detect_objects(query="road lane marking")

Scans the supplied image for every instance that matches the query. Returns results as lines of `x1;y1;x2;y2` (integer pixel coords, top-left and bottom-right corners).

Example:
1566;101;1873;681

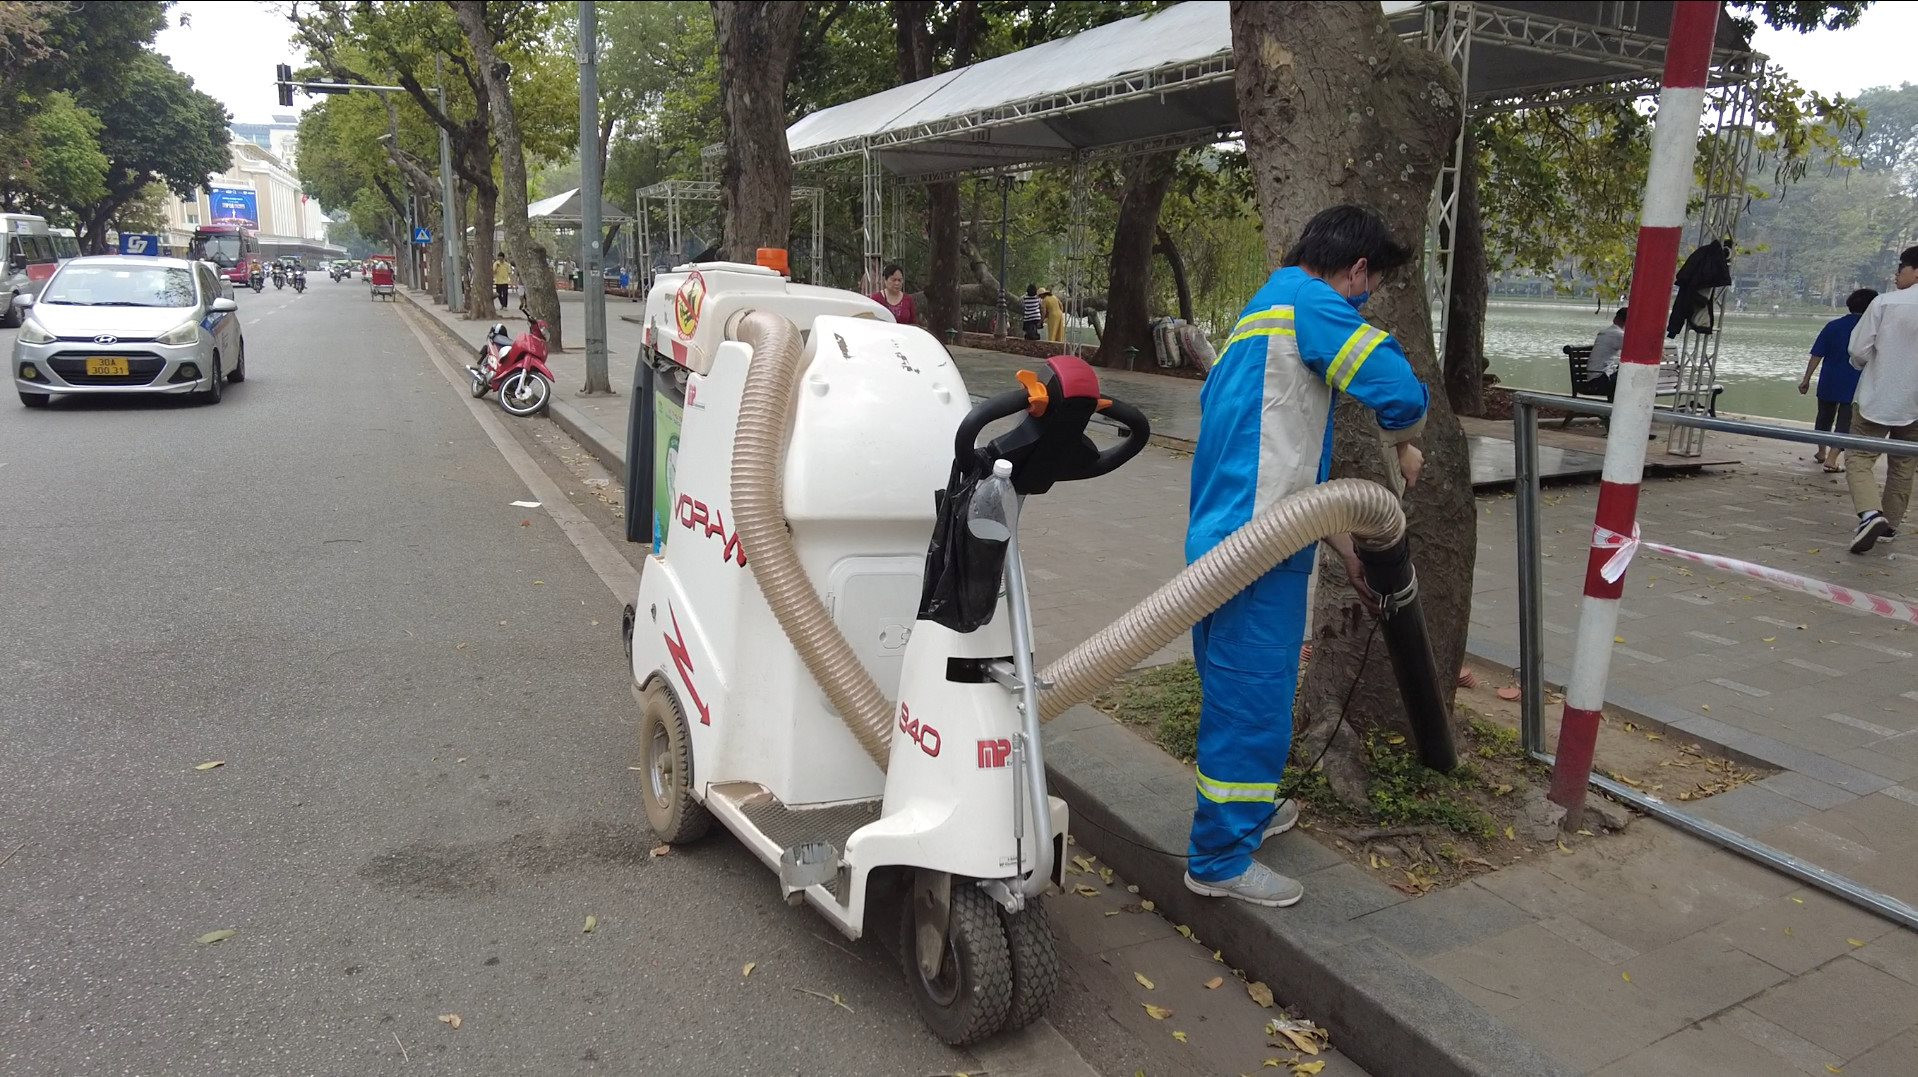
394;303;639;600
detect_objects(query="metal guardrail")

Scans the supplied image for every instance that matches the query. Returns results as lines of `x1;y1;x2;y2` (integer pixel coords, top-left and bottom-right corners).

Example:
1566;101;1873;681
1509;391;1918;931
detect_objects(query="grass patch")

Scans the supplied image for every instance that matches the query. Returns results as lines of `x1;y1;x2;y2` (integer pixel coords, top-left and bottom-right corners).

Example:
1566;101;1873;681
1092;659;1201;763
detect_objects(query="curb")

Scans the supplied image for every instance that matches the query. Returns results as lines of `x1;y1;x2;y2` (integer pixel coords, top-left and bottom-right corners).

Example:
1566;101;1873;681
1045;707;1571;1077
400;285;1567;1075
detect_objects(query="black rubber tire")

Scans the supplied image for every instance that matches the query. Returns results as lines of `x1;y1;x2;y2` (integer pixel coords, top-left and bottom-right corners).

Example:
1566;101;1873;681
227;340;246;383
637;682;712;845
900;883;1013;1046
499;371;550;416
999;897;1061;1032
197;354;223;405
19;391;49;408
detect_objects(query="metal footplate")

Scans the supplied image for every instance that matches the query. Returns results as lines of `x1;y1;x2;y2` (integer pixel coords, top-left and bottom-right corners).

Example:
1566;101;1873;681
733;789;881;901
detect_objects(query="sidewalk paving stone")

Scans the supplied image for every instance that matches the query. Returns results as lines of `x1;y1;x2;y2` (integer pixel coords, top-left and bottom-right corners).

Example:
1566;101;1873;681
399;287;1918;1073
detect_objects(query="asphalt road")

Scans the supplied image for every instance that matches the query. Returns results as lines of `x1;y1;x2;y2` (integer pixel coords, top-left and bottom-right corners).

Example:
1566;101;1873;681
0;278;1337;1077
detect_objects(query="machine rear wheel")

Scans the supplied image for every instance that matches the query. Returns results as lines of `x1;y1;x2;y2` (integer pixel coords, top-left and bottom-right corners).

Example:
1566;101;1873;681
637;682;712;844
900;883;1013;1046
999;897;1061;1031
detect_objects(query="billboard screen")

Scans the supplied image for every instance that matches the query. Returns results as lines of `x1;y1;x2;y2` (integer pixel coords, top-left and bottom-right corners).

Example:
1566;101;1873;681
208;184;258;227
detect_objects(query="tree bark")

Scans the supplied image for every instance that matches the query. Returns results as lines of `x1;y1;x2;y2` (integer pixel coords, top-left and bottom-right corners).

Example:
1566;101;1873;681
890;1;973;339
1442;130;1488;417
455;1;565;351
712;2;806;262
1099;150;1179;370
466;169;498;321
1157;226;1195;324
1229;1;1471;801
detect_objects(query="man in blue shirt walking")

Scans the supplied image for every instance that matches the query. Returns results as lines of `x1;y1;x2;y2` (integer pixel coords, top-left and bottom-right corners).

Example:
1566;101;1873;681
1800;288;1876;472
1184;205;1429;907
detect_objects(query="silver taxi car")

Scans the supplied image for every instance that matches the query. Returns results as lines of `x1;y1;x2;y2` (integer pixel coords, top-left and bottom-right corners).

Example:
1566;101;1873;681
12;255;245;408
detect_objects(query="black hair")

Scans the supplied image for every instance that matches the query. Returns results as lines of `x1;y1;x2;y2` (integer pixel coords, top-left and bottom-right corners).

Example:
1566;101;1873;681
1281;205;1412;277
1901;246;1918;271
1026;283;1038;296
1612;306;1629;326
881;263;903;280
1847;288;1878;314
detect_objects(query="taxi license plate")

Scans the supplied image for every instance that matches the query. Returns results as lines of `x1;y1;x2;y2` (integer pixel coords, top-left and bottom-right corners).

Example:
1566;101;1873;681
85;357;130;376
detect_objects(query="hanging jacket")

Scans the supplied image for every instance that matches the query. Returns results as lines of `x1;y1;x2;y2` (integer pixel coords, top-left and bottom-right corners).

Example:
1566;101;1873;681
1667;239;1732;338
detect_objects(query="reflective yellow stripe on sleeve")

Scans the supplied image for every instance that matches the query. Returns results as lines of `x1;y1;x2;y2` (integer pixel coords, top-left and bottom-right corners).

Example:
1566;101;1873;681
1326;325;1388;391
1224;307;1296;350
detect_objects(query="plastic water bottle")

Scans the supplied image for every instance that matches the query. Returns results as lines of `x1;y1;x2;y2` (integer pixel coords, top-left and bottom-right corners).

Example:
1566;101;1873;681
966;459;1016;542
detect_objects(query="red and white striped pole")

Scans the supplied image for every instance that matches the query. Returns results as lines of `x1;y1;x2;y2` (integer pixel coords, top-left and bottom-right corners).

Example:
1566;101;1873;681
1547;0;1722;819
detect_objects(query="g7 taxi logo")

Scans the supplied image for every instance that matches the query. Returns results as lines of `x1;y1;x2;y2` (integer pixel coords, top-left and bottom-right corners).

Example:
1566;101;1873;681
674;270;707;337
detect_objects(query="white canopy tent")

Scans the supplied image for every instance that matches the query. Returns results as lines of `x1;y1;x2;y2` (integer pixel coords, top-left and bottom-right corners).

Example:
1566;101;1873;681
784;0;1762;450
528;187;636;225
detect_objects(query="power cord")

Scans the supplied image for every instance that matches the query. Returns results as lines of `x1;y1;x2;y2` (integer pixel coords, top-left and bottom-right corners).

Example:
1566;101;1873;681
1067;619;1383;861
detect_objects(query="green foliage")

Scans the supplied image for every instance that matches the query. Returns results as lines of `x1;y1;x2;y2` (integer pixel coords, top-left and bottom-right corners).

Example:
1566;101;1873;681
1092;659;1202;762
1726;0;1872;33
11;91;107;219
1362;734;1496;838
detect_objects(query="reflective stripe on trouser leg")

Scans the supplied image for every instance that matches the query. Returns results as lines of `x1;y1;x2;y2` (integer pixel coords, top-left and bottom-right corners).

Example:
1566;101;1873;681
1187;563;1311;883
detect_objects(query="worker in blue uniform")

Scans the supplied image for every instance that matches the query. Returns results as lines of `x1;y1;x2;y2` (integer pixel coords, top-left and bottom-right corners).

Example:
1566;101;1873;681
1184;205;1430;907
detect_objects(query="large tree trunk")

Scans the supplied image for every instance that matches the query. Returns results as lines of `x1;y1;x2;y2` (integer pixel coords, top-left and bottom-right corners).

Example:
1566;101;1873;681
456;1;565;352
1157;226;1195;324
891;2;975;339
1230;1;1471;801
1443;130;1488;417
1099;150;1179;370
713;2;806;262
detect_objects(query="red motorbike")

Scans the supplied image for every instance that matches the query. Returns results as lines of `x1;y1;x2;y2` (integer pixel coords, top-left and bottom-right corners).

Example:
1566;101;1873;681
469;314;554;416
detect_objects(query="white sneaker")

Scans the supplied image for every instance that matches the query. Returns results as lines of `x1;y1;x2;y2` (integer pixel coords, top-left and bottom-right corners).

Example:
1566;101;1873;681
1262;799;1300;842
1184;862;1304;907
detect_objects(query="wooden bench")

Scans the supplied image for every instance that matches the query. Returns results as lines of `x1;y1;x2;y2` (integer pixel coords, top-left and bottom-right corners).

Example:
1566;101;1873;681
1564;344;1722;423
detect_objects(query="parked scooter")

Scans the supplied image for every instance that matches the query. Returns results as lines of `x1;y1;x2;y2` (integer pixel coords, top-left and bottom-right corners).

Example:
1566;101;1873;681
467;310;553;416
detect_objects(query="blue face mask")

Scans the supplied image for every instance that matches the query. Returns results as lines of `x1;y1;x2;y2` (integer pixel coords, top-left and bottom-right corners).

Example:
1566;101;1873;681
1347;290;1370;310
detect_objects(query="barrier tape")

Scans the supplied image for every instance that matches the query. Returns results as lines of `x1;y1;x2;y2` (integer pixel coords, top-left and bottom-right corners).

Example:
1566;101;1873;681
1638;539;1918;627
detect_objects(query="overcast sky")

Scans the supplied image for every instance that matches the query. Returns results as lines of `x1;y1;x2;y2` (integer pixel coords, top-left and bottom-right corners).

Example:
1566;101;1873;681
153;1;1915;131
156;2;310;128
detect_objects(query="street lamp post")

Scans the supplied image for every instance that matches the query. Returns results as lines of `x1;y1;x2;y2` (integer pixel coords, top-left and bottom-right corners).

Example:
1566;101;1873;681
578;0;609;393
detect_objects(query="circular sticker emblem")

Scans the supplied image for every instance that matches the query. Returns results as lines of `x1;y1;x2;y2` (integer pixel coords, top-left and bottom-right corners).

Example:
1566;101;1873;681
673;270;707;337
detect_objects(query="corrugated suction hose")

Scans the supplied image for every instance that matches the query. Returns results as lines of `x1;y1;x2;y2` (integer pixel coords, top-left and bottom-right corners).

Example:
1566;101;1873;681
727;309;1407;768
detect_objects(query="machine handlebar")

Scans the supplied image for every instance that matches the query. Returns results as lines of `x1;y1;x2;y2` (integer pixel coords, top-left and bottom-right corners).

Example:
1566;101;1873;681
951;377;1152;492
1084;398;1151;479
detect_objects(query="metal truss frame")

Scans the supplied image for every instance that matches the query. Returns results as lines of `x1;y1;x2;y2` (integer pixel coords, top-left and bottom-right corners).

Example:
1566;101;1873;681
636;179;825;289
1424;2;1476;363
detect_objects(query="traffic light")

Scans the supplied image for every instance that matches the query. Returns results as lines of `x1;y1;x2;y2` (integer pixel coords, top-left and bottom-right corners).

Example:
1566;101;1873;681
276;64;293;108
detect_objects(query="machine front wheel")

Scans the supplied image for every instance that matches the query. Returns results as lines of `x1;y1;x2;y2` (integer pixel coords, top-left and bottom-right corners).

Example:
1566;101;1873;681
637;682;712;844
900;883;1013;1046
1000;897;1061;1031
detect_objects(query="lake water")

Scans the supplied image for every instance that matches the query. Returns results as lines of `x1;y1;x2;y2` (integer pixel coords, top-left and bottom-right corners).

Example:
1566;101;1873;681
1483;300;1840;424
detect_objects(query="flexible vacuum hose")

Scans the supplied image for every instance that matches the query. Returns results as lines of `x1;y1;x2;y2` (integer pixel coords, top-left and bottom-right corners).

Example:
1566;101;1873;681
726;311;1409;767
729;311;898;769
1036;480;1405;720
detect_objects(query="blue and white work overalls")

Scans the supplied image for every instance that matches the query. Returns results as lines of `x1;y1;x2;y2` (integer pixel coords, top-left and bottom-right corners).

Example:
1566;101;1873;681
1185;266;1428;882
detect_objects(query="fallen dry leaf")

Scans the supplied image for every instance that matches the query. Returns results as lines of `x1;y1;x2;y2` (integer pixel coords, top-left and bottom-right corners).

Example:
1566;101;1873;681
1848;938;1866;948
1104;910;1121;917
1247;981;1275;1008
1622;971;1631;982
1175;924;1194;940
650;845;671;858
742;962;756;978
582;915;598;934
1205;976;1224;990
1140;899;1155;912
437;1014;462;1029
1171;1031;1188;1044
1071;855;1095;873
1503;825;1516;840
1293;1062;1326;1076
1134;972;1155;990
1144;1003;1172;1020
1385;733;1406;745
196;929;236;945
1074;884;1100;897
195;760;225;771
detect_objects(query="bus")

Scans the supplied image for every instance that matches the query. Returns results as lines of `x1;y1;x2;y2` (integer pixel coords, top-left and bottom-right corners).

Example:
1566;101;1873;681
2;213;59;327
190;221;262;285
